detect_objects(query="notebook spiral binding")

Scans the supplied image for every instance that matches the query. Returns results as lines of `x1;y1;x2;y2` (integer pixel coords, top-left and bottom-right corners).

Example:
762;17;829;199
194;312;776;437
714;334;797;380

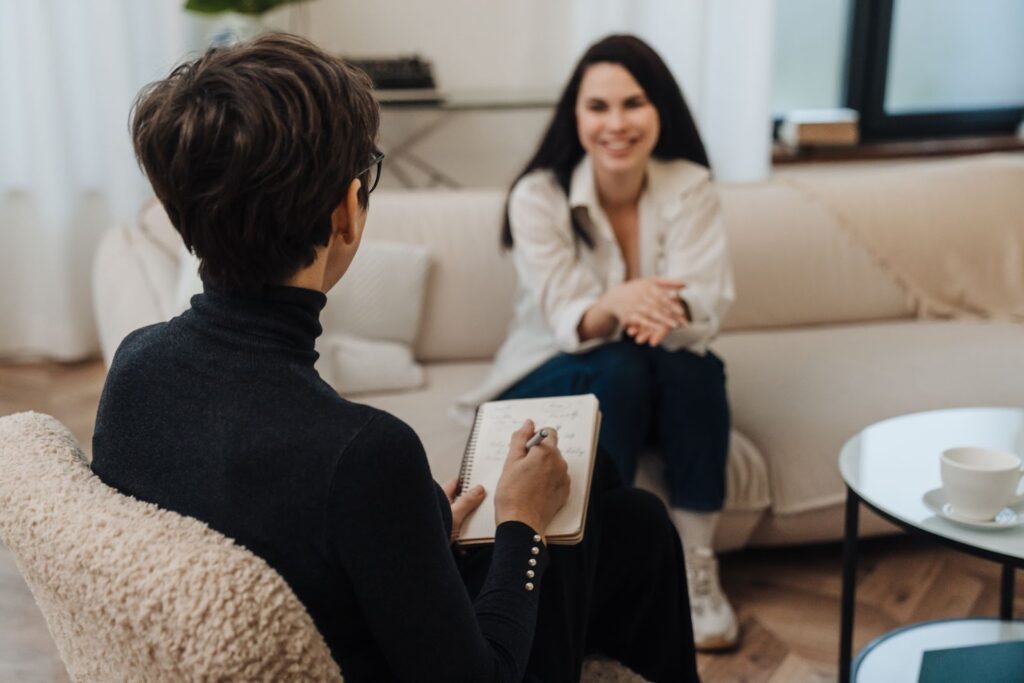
457;409;483;495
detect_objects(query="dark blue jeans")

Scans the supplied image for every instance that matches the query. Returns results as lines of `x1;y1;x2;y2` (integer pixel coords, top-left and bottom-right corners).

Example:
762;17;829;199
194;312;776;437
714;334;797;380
498;341;730;511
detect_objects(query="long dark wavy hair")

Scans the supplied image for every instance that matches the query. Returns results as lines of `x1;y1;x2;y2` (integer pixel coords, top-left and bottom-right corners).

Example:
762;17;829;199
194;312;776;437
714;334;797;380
501;34;709;249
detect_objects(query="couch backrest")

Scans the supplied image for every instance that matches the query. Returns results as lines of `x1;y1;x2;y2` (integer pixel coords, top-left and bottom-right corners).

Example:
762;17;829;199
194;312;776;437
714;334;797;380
360;173;919;361
137;154;1023;361
718;175;913;331
0;412;342;683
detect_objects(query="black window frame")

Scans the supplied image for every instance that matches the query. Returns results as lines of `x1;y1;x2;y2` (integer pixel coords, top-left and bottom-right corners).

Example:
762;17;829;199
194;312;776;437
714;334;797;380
777;0;1024;142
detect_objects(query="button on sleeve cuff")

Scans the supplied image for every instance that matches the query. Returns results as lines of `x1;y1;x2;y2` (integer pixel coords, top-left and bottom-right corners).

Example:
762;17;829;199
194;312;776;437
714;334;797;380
493;521;551;590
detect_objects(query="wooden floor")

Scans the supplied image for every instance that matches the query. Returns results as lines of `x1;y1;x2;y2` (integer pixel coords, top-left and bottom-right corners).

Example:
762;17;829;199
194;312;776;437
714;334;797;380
2;360;1021;683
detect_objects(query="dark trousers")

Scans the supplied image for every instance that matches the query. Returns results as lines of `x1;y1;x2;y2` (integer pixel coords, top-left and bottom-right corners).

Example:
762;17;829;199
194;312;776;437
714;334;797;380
457;455;701;683
499;341;730;511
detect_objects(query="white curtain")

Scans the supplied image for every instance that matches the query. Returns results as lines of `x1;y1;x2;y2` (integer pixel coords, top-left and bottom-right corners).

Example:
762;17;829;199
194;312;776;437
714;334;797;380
0;0;185;360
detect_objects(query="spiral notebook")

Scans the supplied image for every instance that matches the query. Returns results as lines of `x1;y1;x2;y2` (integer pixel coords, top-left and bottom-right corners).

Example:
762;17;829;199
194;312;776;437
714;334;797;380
456;394;601;546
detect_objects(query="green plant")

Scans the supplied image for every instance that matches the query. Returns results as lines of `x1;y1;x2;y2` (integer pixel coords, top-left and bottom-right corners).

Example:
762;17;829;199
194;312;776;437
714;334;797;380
184;0;307;15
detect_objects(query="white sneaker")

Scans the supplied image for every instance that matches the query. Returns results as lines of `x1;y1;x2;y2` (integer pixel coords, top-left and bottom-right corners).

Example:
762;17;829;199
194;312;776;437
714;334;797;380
685;546;739;651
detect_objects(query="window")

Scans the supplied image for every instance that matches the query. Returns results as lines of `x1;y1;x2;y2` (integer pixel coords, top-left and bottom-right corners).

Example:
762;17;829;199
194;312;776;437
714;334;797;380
885;0;1024;114
772;0;850;116
774;0;1024;141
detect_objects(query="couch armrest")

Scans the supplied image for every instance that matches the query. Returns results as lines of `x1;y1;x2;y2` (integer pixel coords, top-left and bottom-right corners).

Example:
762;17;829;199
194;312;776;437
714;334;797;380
92;223;181;366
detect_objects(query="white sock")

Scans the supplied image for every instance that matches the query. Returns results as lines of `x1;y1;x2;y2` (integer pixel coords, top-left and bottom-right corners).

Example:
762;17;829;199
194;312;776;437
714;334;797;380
670;509;720;552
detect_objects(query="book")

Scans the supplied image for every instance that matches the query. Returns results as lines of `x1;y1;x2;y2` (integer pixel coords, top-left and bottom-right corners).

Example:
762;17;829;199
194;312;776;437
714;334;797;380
778;108;860;147
456;394;602;546
918;639;1024;682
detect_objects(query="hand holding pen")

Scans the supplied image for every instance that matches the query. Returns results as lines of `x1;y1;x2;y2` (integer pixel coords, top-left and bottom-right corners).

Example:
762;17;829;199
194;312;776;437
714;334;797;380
525;428;549;450
493;420;570;536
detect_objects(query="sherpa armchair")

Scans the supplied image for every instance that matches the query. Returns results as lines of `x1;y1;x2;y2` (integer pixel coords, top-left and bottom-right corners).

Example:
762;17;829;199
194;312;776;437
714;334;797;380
0;412;647;682
0;412;342;682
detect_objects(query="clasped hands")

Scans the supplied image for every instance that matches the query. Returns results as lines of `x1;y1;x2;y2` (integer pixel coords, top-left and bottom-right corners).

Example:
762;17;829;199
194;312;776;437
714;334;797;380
601;277;689;347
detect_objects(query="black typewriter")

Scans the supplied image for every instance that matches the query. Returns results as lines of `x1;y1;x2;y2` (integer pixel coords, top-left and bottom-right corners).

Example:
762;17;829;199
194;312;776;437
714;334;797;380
347;56;443;104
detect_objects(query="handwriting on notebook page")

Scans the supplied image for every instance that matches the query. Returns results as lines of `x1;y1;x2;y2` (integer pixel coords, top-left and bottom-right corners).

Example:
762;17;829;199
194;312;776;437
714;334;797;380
457;394;598;544
476;398;593;464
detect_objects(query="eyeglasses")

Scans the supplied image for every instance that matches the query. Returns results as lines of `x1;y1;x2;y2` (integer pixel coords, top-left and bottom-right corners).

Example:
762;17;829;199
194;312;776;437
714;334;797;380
358;148;386;195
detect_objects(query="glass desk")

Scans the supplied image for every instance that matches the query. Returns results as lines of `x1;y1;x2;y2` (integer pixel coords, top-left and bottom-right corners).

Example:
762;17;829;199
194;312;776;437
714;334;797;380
837;407;1024;683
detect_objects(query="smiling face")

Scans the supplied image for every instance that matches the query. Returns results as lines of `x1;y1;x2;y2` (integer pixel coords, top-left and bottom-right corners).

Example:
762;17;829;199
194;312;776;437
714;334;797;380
575;62;660;177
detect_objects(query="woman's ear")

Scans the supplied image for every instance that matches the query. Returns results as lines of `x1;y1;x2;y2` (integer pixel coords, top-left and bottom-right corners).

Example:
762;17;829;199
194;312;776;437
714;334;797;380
331;177;363;245
322;177;366;292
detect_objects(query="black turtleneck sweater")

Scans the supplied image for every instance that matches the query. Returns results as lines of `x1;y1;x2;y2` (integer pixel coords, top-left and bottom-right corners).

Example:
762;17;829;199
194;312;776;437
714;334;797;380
91;285;549;682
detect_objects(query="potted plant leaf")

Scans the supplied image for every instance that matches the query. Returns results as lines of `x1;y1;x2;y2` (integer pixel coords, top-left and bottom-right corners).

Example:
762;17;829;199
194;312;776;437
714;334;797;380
184;0;309;46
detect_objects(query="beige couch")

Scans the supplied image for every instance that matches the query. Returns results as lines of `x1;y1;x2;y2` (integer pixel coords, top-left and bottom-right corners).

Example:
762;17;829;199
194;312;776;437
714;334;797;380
93;153;1024;552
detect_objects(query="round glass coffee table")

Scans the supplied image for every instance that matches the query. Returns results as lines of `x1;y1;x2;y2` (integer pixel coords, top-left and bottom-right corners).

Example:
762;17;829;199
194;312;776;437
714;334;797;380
838;407;1024;683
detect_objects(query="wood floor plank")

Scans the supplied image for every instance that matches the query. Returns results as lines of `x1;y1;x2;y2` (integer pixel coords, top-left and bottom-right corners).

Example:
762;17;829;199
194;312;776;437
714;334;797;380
764;654;834;683
855;536;945;623
908;562;985;622
698;614;789;683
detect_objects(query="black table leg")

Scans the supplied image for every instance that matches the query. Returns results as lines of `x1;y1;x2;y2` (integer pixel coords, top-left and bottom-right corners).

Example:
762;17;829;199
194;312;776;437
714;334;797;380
839;488;860;683
1001;564;1015;620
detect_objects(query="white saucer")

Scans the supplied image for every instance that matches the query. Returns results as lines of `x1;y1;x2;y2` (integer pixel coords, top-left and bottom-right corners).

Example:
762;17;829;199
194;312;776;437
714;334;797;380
922;488;1024;530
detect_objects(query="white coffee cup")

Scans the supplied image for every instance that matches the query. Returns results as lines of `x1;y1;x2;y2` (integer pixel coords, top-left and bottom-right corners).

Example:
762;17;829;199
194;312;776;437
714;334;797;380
940;447;1024;521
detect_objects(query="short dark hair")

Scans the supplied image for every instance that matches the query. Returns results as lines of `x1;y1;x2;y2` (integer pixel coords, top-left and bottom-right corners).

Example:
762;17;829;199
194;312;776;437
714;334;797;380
501;34;709;248
131;33;380;290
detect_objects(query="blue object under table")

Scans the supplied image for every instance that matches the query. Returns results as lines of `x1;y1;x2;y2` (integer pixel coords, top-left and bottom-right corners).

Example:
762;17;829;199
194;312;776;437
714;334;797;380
918;638;1024;683
852;618;1024;682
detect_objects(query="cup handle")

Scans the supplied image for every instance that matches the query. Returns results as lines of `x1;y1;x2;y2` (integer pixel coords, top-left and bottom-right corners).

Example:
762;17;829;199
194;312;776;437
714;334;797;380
1012;466;1024;505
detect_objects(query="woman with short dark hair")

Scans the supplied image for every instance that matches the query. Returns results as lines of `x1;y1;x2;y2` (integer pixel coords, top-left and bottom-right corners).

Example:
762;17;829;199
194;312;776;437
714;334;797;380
460;34;738;651
92;33;700;682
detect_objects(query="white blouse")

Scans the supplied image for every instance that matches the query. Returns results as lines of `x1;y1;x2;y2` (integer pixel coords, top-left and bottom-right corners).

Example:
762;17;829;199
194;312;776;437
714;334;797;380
455;155;734;417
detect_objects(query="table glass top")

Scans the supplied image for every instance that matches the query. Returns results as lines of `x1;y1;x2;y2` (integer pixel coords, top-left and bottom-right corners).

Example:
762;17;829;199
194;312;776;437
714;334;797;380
855;618;1024;682
839;407;1024;561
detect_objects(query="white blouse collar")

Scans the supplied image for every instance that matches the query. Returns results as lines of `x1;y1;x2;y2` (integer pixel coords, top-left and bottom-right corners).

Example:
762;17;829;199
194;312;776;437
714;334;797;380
568;154;707;221
568;155;598;210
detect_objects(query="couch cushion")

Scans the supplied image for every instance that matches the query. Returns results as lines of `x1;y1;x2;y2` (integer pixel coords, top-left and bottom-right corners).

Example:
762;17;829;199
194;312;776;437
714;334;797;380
315;333;425;396
321;240;432;346
718;179;913;331
715;320;1024;515
357;362;771;514
775;154;1024;321
361;190;515;361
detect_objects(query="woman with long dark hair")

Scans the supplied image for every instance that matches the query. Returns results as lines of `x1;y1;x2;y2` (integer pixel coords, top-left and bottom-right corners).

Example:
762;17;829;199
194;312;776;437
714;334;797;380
460;34;737;651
